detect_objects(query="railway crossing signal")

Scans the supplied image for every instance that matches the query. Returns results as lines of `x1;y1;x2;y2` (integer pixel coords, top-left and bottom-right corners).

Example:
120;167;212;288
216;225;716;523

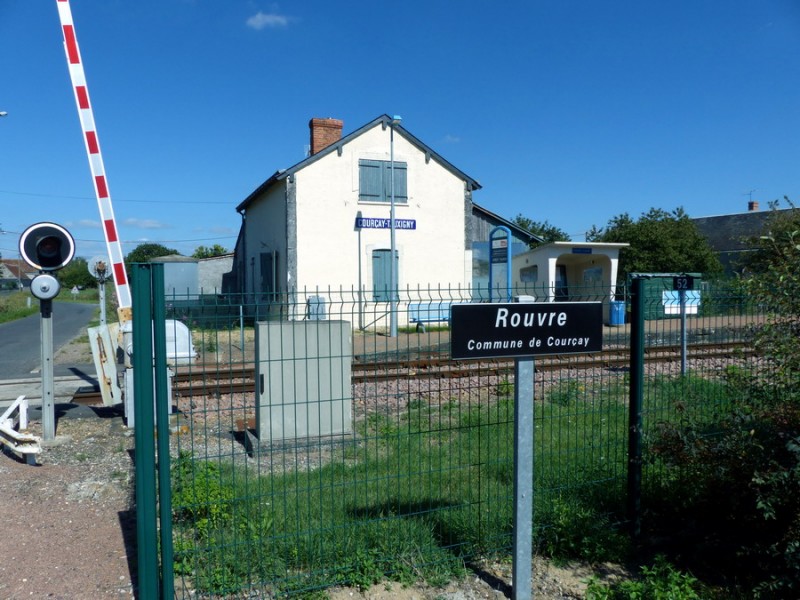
19;222;75;273
18;222;76;441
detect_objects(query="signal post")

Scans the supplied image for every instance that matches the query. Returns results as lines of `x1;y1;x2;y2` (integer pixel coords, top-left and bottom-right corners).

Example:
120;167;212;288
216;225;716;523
19;222;75;441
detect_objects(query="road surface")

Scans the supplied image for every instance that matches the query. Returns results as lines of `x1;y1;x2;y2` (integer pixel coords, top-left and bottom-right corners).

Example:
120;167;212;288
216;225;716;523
0;301;95;380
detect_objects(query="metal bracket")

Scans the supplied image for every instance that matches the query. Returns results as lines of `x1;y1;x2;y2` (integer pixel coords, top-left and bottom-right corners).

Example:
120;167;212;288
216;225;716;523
0;395;41;465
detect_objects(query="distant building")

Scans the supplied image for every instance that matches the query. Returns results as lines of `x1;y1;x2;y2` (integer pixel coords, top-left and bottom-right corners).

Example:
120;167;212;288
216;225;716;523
692;201;799;275
0;259;34;289
225;114;541;323
198;254;233;293
149;255;199;299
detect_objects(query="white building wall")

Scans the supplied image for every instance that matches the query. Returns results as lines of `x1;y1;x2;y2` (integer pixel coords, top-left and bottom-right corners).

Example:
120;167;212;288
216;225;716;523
294;123;470;294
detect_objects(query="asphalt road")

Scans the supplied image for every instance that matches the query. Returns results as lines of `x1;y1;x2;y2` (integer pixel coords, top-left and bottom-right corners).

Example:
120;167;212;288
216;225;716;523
0;301;96;380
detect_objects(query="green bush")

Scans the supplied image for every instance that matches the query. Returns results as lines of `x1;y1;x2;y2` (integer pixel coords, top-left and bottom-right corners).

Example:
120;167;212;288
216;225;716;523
646;391;800;593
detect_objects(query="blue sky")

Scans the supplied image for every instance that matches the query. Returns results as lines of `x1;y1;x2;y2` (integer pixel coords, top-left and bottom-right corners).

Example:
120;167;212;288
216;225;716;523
1;0;799;262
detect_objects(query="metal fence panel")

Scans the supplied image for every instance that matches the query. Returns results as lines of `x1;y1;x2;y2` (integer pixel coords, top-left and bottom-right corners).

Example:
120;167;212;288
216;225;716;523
136;281;764;597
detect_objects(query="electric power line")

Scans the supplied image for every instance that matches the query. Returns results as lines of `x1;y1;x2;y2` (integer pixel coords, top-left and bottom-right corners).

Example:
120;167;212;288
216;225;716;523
0;188;230;205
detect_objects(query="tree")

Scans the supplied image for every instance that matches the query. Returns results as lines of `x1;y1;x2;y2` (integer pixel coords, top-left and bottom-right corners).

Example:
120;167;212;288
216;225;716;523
512;214;570;245
589;207;722;281
125;243;179;281
125;243;179;265
192;244;229;259
58;257;97;289
741;197;800;392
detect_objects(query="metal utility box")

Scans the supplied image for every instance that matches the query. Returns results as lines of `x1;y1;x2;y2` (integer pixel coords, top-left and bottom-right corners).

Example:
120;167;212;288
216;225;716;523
631;273;703;320
255;320;352;441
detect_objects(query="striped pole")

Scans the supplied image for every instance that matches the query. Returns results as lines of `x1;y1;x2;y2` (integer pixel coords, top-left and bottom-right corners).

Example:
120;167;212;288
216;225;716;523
55;0;132;323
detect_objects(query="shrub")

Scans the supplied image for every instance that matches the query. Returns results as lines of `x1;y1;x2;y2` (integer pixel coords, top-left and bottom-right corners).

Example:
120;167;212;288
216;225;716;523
646;392;800;593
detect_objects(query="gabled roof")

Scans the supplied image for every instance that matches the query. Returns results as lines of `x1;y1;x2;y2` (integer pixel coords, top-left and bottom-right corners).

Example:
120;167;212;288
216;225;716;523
237;114;482;213
692;209;789;252
0;259;34;280
472;203;544;245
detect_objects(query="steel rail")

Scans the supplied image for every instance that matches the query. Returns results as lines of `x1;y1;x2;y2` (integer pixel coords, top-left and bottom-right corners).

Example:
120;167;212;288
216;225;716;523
61;341;752;405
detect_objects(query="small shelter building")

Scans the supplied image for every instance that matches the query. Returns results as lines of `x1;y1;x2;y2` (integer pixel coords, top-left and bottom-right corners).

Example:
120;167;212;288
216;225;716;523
511;241;628;323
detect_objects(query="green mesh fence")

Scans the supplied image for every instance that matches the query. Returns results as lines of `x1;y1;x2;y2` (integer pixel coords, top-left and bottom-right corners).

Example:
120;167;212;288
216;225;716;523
144;281;763;597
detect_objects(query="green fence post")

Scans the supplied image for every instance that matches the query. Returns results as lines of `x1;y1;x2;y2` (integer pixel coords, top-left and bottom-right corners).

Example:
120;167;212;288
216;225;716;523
627;275;644;538
151;263;175;598
132;263;159;598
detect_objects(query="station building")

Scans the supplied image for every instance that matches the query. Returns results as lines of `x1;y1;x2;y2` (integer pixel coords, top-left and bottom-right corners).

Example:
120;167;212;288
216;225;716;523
225;115;540;325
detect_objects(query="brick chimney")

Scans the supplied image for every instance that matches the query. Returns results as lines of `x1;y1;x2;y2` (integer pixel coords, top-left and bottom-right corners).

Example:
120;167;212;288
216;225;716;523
748;201;759;211
309;118;343;155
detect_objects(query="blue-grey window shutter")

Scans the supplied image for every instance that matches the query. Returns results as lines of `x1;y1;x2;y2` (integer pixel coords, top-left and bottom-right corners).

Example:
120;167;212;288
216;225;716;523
359;159;407;202
359;159;382;201
372;249;398;301
384;161;407;202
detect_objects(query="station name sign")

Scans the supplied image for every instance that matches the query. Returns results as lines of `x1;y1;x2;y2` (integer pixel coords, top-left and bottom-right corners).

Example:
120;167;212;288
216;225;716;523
355;217;416;230
450;302;603;360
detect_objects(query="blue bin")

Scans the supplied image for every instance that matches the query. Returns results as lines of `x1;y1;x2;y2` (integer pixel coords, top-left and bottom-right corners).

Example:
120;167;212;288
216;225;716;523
609;301;625;326
307;296;327;320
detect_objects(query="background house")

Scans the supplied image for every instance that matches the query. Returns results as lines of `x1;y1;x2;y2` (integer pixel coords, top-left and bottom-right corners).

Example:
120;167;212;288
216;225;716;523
0;258;34;289
692;201;799;275
226;115;540;326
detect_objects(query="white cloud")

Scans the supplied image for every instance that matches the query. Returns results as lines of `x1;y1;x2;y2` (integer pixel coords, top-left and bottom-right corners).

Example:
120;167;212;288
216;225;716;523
246;11;289;30
123;218;170;230
443;134;461;144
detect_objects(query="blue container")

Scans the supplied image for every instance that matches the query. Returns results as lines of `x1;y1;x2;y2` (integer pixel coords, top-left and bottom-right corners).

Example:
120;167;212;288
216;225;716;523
307;296;327;320
609;300;625;326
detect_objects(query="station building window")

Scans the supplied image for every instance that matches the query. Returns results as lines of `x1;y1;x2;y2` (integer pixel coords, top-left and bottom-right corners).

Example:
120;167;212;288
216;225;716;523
371;248;398;301
520;265;538;283
359;159;407;203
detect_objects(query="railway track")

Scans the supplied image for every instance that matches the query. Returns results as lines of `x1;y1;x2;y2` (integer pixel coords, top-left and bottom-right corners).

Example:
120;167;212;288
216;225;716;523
60;341;751;405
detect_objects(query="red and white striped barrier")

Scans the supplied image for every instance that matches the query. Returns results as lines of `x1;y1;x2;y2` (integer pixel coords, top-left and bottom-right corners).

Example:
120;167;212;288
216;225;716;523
55;0;132;323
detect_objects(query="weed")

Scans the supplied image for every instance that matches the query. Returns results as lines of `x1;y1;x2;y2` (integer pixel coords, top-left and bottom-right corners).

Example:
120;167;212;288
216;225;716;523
494;378;513;397
171;452;234;537
585;555;703;599
546;380;585;407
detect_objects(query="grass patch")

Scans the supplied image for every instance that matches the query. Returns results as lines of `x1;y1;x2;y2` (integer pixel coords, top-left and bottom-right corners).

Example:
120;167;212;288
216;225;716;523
0;290;37;324
170;370;744;596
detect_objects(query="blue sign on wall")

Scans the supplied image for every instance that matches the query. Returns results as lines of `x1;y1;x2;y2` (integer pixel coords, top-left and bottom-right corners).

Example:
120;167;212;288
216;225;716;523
355;217;416;230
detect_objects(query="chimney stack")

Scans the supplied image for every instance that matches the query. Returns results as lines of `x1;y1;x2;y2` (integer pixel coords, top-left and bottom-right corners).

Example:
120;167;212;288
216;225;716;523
309;118;343;155
748;200;759;212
